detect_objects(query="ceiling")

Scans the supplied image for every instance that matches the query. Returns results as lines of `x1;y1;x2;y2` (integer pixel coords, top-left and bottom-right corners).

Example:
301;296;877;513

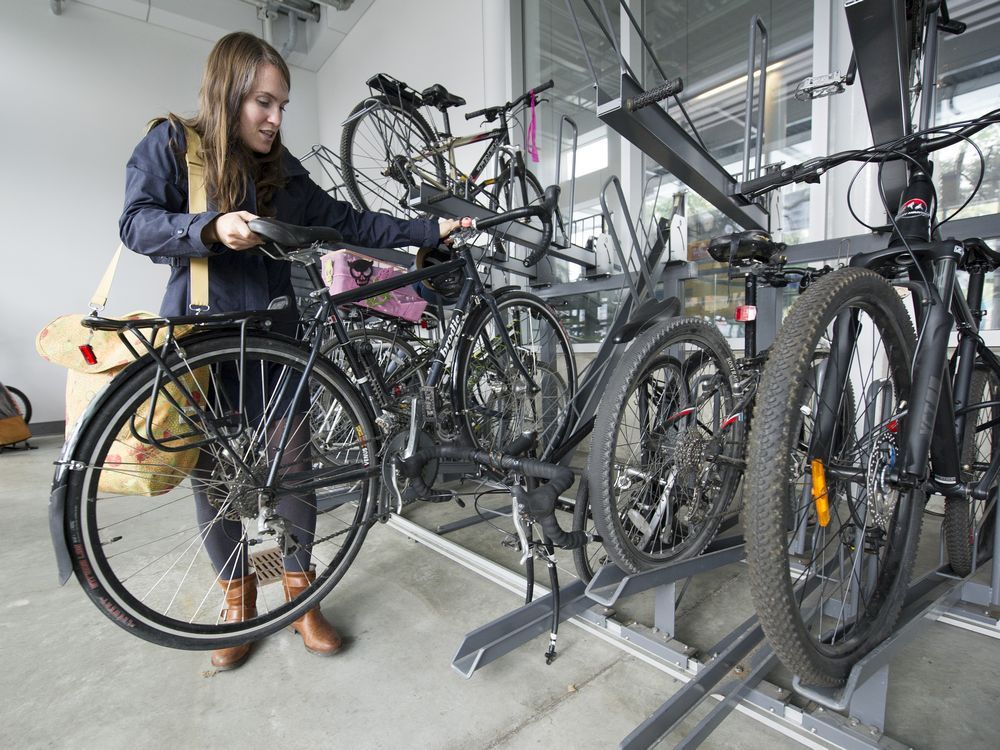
56;0;376;72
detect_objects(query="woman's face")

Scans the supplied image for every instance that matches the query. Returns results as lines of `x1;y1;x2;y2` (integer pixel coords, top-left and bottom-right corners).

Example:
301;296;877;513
239;63;289;154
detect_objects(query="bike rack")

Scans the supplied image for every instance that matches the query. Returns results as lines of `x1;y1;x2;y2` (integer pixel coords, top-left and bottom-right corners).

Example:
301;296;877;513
451;520;999;750
564;0;768;231
448;5;1000;747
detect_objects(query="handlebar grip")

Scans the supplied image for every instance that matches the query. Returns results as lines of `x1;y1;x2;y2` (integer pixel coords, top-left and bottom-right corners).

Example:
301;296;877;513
738;167;795;197
532;79;555;95
464;107;488;121
522;185;560;267
627;77;684;112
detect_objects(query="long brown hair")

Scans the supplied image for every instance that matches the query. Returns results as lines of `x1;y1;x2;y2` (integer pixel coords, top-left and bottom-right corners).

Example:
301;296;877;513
156;32;290;215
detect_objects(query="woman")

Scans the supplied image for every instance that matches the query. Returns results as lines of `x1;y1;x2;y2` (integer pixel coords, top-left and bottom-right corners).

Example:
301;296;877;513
120;31;457;670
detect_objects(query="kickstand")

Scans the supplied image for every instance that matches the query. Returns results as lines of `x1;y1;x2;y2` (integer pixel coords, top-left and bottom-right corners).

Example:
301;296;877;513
543;538;560;665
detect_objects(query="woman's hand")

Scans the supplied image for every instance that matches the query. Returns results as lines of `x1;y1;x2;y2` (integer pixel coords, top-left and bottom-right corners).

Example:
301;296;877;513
202;211;262;250
438;217;462;238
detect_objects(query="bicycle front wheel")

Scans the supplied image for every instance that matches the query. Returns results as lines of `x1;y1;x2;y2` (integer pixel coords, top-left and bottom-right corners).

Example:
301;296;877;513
454;291;576;460
745;267;920;686
340;95;446;215
588;318;744;572
64;333;379;649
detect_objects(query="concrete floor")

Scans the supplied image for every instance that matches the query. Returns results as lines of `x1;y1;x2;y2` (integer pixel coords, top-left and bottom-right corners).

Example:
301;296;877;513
2;435;1000;749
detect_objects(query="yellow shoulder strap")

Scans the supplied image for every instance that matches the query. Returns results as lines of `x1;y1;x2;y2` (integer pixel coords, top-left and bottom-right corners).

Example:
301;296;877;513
183;125;210;311
88;243;126;312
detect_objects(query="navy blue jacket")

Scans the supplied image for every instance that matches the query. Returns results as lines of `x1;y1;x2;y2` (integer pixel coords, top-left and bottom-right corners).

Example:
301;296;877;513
120;121;438;316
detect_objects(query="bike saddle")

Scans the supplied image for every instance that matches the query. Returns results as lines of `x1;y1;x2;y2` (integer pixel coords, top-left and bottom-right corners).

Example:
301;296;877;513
707;230;785;265
959;237;1000;272
421;83;466;111
248;218;343;250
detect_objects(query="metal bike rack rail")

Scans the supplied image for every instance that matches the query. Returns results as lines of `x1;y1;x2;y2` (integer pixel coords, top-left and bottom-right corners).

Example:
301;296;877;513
565;0;769;232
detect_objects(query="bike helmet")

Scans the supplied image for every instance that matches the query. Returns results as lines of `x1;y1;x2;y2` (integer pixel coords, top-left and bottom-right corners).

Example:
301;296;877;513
415;245;464;302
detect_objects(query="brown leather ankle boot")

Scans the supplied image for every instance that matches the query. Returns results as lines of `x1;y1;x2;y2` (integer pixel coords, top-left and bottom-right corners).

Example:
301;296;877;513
282;569;342;656
210;574;258;670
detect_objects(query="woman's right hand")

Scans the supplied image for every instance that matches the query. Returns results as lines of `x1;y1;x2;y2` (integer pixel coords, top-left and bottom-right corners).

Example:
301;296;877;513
202;211;262;250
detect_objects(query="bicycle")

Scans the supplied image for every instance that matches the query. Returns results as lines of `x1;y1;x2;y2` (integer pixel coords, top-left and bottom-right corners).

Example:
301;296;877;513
737;107;1000;686
581;231;833;575
340;74;558;234
48;194;578;649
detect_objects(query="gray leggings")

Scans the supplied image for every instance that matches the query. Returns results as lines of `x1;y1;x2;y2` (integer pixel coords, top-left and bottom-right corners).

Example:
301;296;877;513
193;416;316;579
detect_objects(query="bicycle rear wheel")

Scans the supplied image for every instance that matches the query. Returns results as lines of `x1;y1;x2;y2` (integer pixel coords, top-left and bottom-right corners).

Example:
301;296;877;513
588;318;744;572
64;333;378;649
454;291;576;461
745;268;920;686
340;96;446;215
945;365;1000;576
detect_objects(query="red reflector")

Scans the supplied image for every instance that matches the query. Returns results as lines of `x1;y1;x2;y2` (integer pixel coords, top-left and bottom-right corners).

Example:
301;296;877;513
79;344;98;365
735;305;757;322
887;419;899;433
421;319;428;329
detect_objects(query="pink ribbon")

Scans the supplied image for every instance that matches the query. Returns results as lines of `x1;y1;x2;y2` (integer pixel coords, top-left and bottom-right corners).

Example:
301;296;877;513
527;89;539;163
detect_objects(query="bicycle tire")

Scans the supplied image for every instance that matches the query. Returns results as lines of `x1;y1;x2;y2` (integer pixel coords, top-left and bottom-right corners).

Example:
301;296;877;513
490;165;544;212
340;95;446;215
6;386;31;424
453;291;576;461
945;365;1000;576
571;479;610;583
745;267;920;686
588;317;744;573
64;332;378;649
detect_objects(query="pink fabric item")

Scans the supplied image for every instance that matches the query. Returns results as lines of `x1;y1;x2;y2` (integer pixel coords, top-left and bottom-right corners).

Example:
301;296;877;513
527;89;539;163
321;249;428;322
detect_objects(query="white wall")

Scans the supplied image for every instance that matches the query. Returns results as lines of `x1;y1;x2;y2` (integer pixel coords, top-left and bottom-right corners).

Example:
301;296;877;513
0;0;320;424
316;0;512;169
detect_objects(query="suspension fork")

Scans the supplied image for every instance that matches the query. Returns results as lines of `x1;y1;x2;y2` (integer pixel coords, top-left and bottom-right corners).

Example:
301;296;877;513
901;257;960;482
951;267;986;457
810;308;859;463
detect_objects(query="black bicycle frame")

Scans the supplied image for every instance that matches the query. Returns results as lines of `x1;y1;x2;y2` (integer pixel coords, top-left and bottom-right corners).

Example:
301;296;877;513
810;173;999;502
320;245;539;414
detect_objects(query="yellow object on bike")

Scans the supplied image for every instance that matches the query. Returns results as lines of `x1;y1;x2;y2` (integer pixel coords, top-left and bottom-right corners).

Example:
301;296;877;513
810;459;831;527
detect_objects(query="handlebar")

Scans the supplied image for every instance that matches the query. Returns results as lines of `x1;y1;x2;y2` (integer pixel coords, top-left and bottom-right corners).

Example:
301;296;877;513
737;108;1000;198
464;80;555;121
464;185;560;267
396;444;588;550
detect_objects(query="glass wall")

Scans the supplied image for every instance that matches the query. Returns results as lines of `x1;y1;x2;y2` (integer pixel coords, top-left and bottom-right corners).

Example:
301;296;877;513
519;0;1000;342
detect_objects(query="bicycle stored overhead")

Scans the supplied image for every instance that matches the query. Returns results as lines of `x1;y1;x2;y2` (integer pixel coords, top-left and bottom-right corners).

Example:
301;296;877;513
340;73;558;231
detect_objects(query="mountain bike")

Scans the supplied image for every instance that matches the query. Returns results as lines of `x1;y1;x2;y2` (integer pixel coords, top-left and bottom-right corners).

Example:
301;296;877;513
739;107;1000;686
340;73;558;235
48;194;577;649
582;232;832;575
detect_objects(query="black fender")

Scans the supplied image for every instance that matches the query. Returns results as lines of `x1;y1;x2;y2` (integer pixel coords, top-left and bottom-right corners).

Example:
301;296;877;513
48;326;371;586
613;296;681;344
